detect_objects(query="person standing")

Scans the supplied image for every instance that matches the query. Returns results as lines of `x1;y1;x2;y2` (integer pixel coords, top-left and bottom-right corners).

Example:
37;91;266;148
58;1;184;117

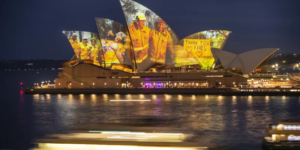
149;19;173;65
79;38;91;61
90;38;100;65
69;33;80;58
128;12;151;71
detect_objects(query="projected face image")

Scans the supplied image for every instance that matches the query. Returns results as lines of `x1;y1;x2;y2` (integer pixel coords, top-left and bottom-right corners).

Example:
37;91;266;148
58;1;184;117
95;18;134;70
120;0;179;71
63;31;101;66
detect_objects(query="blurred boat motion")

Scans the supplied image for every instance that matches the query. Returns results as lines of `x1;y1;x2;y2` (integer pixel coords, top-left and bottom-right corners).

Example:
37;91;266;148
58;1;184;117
30;116;210;150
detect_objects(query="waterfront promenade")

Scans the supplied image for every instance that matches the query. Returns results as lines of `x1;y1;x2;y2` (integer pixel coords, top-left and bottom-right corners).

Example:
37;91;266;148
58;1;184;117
25;87;300;96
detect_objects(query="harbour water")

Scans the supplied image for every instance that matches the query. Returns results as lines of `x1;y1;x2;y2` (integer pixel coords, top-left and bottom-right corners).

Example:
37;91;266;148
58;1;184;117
1;70;300;150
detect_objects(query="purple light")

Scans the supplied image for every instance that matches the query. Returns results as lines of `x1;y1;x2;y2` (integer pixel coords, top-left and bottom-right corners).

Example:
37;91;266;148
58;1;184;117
145;78;150;81
156;83;163;88
145;83;152;89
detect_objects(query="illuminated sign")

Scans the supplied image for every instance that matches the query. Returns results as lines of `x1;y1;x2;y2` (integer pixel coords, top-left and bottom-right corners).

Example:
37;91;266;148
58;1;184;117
175;39;214;70
184;39;211;53
180;30;231;49
284;125;300;130
175;30;231;69
288;135;300;141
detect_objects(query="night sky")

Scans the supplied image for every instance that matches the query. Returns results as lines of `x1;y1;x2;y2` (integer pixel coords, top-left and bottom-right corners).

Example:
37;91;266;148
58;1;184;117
1;0;299;60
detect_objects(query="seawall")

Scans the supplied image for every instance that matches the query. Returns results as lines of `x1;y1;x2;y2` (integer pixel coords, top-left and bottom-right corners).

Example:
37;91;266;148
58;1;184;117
24;88;300;96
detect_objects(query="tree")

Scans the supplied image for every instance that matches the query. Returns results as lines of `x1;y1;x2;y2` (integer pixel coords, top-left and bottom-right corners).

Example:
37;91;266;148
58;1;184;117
120;0;138;22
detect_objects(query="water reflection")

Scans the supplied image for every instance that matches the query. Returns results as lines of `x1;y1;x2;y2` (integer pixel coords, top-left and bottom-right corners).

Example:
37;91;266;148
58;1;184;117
217;95;223;106
103;94;108;101
91;94;96;103
126;94;132;100
80;94;84;101
265;96;270;103
191;95;196;101
205;95;209;100
19;90;25;124
178;95;183;101
139;94;145;99
232;96;237;105
152;94;157;100
164;94;171;101
40;95;45;101
68;94;73;101
247;95;253;106
46;94;51;100
33;94;39;101
29;94;300;149
282;95;287;104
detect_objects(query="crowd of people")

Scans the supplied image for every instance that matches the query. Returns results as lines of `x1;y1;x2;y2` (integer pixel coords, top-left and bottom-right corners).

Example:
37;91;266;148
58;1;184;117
68;33;100;65
67;12;175;71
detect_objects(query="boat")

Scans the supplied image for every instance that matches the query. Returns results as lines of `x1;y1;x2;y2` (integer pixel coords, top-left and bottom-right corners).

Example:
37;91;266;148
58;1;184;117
30;116;210;150
262;119;300;149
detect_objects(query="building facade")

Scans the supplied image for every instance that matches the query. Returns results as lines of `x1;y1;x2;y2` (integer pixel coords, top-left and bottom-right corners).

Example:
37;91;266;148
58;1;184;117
55;64;247;89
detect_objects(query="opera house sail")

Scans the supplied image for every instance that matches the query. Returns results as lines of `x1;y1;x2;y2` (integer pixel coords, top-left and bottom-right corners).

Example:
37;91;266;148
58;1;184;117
54;0;280;89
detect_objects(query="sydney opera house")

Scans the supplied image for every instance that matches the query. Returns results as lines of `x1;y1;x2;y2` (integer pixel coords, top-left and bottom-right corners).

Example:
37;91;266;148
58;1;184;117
53;0;294;89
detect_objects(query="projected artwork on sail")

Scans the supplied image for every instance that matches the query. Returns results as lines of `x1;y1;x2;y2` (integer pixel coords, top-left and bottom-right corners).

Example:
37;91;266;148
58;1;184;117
95;18;134;72
120;0;179;71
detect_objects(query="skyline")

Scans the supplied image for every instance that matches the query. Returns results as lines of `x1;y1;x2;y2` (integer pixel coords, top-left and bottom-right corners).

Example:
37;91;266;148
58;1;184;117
1;0;300;60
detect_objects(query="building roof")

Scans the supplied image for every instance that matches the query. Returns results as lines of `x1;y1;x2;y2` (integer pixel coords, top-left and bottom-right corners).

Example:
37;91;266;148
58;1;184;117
212;48;279;74
230;57;242;69
212;50;237;70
